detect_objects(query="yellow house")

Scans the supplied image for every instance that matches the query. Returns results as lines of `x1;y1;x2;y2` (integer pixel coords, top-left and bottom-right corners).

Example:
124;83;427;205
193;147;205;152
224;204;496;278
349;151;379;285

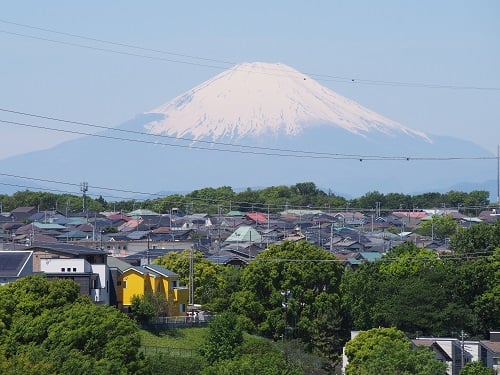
121;264;188;316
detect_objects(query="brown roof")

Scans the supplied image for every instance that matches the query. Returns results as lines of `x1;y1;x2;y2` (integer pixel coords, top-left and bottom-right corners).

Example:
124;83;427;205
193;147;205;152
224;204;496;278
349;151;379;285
11;206;37;213
151;226;172;234
481;340;500;354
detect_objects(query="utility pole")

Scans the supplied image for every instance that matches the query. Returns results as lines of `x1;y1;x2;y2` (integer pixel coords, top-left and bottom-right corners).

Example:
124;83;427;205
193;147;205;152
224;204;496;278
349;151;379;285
189;247;194;307
330;222;333;253
80;181;88;220
460;330;466;370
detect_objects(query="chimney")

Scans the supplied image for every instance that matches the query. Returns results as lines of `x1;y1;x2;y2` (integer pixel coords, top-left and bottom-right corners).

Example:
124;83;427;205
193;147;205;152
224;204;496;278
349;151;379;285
490;331;500;342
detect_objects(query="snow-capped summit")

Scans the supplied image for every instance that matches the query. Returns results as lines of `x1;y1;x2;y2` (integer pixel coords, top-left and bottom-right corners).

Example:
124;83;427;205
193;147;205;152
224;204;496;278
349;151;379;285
0;62;493;198
145;62;431;142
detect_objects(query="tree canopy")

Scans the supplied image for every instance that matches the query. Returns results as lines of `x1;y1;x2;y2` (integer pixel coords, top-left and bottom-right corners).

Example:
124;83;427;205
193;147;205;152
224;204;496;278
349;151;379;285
0;275;142;374
344;327;447;375
229;240;347;361
341;243;499;337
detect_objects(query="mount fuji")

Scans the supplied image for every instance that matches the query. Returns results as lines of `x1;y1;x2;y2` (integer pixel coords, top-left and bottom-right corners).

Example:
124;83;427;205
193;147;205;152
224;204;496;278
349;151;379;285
0;62;496;199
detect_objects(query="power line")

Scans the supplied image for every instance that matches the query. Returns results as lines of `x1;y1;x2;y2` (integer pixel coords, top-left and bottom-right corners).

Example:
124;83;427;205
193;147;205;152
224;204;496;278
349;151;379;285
0;109;496;162
157;249;499;264
2;118;385;160
0;29;230;71
1;19;499;92
0;19;236;65
0;172;495;213
0;108;397;159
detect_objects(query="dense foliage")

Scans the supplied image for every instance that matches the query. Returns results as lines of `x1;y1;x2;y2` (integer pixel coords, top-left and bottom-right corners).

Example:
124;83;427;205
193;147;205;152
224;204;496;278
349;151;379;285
200;311;244;365
0;275;143;374
341;242;500;337
0;183;490;215
344;327;447;375
228;241;348;361
459;361;494;375
1;185;498;372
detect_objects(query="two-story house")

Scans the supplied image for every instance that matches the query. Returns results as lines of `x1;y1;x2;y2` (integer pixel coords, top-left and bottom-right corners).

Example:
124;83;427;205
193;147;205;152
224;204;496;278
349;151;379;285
109;259;188;317
28;242;110;304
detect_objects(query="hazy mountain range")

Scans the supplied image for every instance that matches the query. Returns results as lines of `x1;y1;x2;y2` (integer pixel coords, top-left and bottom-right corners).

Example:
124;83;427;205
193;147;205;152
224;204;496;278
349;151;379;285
0;62;497;200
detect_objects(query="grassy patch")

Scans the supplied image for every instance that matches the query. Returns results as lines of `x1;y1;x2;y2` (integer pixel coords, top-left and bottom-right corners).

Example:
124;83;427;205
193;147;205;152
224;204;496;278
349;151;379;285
140;327;208;350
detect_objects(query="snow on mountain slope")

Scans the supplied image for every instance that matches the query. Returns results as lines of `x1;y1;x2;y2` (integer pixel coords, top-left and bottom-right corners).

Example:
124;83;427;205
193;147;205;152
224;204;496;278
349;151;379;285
145;62;431;142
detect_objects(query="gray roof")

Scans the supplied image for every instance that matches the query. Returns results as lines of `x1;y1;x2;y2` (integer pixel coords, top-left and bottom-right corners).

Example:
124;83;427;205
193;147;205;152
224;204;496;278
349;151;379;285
107;256;135;272
27;242;106;256
144;264;178;277
0;251;32;277
56;230;89;239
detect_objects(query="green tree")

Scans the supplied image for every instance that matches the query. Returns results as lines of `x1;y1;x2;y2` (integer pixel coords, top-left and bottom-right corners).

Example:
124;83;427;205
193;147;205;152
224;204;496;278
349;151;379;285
43;300;142;374
232;241;347;360
450;220;500;255
460;361;494;375
130;291;172;323
340;244;493;337
201;311;244;365
154;250;224;305
234;188;265;212
470;249;500;335
344;327;447;375
204;265;243;312
202;337;306;375
0;275;142;374
416;214;458;240
351;190;386;211
130;294;155;324
379;243;443;277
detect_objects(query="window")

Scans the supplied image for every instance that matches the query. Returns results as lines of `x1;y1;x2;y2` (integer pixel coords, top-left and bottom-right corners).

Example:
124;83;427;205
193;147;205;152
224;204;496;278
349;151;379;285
122;281;127;288
73;268;77;272
180;304;186;313
117;281;122;286
61;268;65;272
171;280;178;288
67;268;71;272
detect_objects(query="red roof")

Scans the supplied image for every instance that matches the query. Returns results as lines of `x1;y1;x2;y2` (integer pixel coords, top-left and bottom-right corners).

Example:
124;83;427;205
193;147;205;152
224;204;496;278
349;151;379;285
393;211;427;219
107;213;132;221
245;212;268;224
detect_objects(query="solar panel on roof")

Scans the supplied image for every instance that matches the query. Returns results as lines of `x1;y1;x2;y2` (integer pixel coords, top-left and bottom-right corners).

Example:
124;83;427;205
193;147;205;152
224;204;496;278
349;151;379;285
0;252;30;276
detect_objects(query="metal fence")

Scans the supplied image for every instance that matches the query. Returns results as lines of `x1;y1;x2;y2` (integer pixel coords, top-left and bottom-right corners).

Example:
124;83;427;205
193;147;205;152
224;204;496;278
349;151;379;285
139;345;198;358
141;314;215;331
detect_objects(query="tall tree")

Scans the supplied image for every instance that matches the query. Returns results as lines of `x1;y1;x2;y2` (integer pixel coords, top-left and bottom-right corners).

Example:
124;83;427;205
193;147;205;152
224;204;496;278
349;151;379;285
231;240;347;360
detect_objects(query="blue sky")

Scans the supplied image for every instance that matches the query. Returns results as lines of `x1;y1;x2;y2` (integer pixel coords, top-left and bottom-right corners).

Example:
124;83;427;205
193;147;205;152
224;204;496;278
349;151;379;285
1;1;499;159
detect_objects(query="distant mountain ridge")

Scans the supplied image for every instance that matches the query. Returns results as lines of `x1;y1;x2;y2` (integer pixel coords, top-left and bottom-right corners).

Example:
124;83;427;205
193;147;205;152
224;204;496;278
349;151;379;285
0;62;496;200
